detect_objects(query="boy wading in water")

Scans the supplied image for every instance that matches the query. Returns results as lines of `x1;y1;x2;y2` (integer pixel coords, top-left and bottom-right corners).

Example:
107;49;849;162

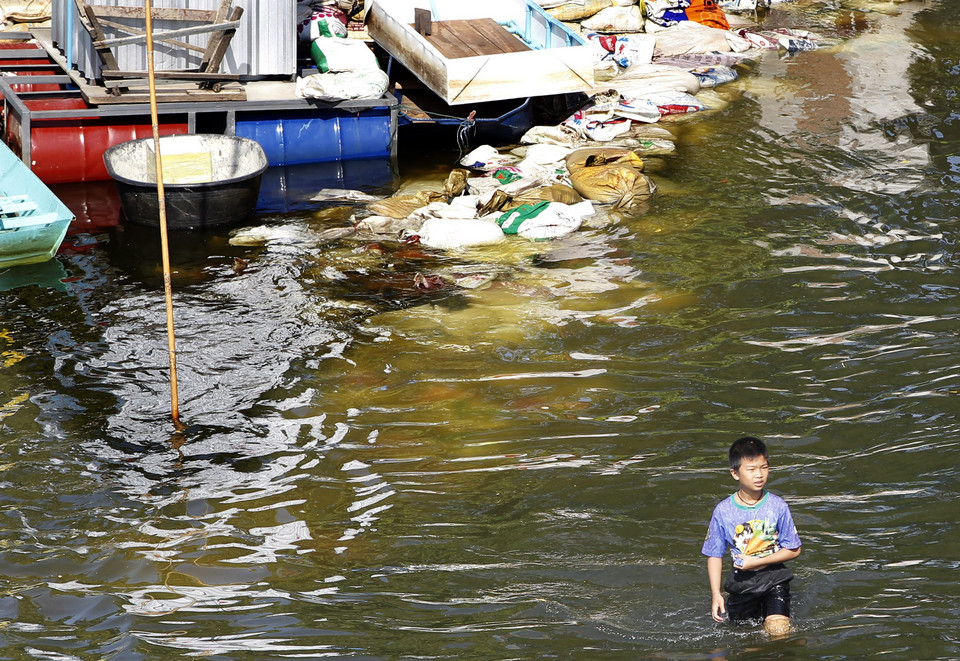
702;437;802;636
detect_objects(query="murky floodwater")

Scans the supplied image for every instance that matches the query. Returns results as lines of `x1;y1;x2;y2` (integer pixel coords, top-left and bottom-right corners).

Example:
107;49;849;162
2;1;958;658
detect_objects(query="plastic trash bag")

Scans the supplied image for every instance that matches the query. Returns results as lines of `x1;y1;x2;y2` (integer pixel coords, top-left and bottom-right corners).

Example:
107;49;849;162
765;28;820;52
690;65;739;88
613;98;662;123
444;169;470;198
564;110;633;142
589;33;658;69
460;145;520;171
517;208;583;241
311;188;380;202
646;90;708;115
497;201;550;234
655;52;754;68
645;0;730;30
625;136;677;156
514;143;574;167
604;64;702;97
720;0;770;14
355;215;422;237
736;28;819;52
566;147;645;173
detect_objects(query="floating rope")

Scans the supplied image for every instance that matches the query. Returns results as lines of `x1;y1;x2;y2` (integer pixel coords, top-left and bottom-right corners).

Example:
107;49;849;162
395;104;478;160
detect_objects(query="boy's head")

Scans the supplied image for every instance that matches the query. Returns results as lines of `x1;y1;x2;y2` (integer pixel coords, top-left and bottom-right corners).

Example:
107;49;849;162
728;436;768;472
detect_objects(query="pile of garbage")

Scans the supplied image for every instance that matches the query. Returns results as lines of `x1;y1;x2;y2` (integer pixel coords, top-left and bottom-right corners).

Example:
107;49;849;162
233;138;659;258
540;0;821;137
231;0;826;294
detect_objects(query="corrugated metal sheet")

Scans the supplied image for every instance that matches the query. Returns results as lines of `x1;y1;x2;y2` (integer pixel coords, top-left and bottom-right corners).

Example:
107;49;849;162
51;0;297;79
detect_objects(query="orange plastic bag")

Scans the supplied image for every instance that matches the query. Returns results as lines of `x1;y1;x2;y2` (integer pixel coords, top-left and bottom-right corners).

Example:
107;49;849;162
646;0;730;31
686;0;729;30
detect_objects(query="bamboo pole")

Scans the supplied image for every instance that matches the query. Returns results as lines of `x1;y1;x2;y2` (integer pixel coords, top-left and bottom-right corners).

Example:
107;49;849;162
144;0;183;429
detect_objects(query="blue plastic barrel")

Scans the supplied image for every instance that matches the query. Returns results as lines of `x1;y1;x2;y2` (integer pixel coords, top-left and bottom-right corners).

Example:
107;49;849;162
235;108;395;166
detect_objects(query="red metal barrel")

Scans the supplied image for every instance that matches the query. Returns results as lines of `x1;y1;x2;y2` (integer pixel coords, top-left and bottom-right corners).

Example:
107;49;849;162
6;98;189;184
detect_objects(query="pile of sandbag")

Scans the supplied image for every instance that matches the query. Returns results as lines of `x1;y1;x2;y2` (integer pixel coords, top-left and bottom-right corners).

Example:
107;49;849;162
527;0;822;148
353;140;659;250
540;0;731;38
565;147;656;208
287;138;660;253
295;1;387;100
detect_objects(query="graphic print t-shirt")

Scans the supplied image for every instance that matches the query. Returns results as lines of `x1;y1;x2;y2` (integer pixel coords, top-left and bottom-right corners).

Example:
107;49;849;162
701;492;801;562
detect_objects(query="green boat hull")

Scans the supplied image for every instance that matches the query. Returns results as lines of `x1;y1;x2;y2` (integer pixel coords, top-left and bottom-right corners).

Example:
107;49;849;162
0;141;73;268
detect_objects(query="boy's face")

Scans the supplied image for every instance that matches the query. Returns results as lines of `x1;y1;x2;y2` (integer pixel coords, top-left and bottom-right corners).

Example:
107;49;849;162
730;454;769;494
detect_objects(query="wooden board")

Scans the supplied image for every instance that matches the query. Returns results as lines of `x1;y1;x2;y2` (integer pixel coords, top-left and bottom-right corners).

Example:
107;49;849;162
84;84;246;104
414;19;529;60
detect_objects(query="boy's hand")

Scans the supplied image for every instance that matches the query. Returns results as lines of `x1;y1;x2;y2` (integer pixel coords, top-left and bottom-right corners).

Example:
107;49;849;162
711;594;726;622
735;553;759;570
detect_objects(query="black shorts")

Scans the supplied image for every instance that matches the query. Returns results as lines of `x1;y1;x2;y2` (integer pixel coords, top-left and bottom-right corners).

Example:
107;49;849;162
726;581;791;622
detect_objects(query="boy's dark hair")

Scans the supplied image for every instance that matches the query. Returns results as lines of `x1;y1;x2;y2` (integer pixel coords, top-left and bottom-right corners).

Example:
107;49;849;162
729;436;768;471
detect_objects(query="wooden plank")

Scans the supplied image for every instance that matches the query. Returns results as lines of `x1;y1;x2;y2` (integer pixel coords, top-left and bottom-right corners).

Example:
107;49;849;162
83;5;120;71
467;19;530;55
416;19;529;59
92;17;206;54
102;70;241;82
84;6;219;22
94;20;241;49
87;87;246;104
199;6;243;75
198;0;233;72
418;21;478;59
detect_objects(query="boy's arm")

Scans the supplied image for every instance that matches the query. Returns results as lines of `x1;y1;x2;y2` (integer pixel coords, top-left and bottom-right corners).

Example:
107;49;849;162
707;555;726;622
736;545;801;571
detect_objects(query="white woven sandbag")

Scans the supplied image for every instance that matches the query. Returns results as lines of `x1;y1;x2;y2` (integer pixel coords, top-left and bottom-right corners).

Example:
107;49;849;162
516;202;593;241
295;69;388;101
417;218;506;249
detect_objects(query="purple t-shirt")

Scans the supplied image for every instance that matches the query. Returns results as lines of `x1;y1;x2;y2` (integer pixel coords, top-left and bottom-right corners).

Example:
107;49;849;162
701;492;801;563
